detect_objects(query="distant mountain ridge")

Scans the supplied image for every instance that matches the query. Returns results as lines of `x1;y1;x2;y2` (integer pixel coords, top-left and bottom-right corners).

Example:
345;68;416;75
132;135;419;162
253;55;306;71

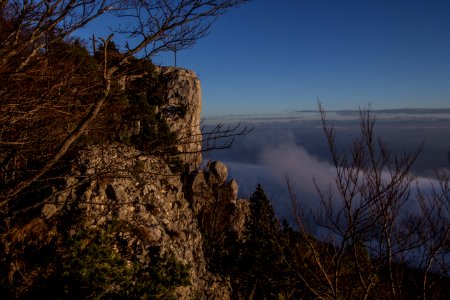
203;108;450;124
295;108;450;115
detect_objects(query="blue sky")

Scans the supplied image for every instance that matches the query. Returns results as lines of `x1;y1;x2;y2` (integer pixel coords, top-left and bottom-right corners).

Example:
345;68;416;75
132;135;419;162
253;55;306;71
78;0;450;116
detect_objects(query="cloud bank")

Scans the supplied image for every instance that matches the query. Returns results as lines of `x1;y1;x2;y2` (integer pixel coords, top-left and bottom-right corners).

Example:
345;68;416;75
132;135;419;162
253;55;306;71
204;116;450;220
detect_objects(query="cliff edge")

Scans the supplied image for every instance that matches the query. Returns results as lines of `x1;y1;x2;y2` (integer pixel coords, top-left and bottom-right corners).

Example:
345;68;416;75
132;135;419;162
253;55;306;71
0;67;248;299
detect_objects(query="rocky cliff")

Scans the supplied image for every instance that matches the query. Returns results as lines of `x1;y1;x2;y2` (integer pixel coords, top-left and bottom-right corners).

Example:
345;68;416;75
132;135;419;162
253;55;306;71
1;67;248;299
158;67;203;170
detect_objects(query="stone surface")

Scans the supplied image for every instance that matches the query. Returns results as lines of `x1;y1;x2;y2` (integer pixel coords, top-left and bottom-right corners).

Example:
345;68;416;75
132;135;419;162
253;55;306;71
232;199;251;240
41;203;58;219
50;144;232;299
158;67;203;170
188;160;248;240
8;68;250;299
208;161;228;185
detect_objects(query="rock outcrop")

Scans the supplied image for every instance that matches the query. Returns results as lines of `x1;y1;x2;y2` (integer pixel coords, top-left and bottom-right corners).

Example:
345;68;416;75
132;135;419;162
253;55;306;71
42;144;233;299
2;67;248;299
188;161;250;240
158;67;203;170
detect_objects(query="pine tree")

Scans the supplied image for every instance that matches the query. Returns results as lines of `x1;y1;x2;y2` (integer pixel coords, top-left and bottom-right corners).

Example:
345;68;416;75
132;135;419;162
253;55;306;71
235;184;283;299
248;184;279;236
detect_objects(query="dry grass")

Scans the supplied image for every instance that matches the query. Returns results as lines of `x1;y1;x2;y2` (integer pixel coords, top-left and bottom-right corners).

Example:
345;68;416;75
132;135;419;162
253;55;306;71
1;217;58;286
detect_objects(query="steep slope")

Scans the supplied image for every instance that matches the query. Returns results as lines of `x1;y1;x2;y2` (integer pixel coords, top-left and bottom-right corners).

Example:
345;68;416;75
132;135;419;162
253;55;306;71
0;67;247;299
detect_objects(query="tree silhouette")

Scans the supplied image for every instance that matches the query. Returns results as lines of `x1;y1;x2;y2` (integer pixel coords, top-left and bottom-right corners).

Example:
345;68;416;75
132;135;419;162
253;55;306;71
0;0;250;213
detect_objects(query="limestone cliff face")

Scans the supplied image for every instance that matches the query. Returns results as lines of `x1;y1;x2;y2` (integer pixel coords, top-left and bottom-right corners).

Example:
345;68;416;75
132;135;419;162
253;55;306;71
40;144;232;299
158;67;203;170
116;66;202;170
27;67;248;299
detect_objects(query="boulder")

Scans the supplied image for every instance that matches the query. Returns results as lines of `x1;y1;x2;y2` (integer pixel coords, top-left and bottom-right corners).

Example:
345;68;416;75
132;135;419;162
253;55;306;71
208;161;228;185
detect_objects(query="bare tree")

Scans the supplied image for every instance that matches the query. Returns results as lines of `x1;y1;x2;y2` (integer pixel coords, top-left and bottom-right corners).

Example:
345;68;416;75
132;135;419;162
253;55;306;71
111;0;247;59
0;0;249;212
287;105;449;300
0;0;112;72
414;168;450;300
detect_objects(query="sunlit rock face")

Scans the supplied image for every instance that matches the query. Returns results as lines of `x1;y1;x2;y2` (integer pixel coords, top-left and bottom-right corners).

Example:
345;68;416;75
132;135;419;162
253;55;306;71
158;67;203;170
35;68;246;299
3;67;249;299
46;144;231;299
187;160;250;242
118;66;203;170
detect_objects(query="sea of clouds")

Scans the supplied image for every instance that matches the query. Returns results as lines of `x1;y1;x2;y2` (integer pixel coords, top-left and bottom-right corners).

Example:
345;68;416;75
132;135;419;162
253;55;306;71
203;109;450;220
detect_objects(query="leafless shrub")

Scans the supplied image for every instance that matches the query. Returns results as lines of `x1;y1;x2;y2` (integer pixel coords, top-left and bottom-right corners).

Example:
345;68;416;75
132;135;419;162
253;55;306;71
287;104;449;300
0;0;249;213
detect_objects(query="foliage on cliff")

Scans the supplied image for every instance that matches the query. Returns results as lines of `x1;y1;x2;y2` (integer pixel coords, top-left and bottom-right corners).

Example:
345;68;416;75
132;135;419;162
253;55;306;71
0;22;194;300
0;0;248;217
0;217;190;299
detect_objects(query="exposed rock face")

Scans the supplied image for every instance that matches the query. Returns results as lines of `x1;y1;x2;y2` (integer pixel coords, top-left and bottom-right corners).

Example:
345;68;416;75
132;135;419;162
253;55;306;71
41;144;232;299
188;162;250;240
4;67;247;299
158;67;203;170
208;161;229;185
117;66;203;170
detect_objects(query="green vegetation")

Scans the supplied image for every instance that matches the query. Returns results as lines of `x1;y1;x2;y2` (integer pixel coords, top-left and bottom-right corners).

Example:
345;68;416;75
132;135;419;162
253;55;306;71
200;184;307;299
0;219;190;299
232;184;285;298
58;224;190;299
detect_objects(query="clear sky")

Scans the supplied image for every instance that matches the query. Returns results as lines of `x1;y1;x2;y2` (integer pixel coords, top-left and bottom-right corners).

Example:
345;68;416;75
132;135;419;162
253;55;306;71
78;0;450;116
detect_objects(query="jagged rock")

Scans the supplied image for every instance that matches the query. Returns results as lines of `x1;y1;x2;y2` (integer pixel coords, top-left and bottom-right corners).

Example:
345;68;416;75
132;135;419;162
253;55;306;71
191;171;214;215
232;199;251;240
190;161;238;209
117;66;202;171
208;161;228;185
59;144;231;299
158;67;202;170
188;160;248;241
3;67;249;300
41;203;58;219
227;179;239;202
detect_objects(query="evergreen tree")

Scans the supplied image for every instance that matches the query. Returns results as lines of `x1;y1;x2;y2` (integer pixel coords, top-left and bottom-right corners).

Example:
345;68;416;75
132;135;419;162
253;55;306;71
97;40;119;53
248;184;279;236
234;184;283;299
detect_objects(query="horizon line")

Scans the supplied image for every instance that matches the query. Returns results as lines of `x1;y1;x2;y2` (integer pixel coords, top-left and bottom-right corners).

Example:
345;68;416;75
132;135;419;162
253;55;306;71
202;107;450;118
